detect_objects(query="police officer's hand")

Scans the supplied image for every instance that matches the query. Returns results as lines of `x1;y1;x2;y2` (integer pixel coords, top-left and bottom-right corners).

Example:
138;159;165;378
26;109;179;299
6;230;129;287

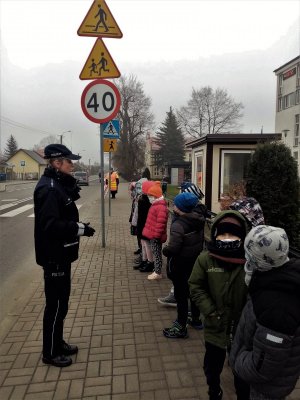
77;222;95;237
83;223;95;236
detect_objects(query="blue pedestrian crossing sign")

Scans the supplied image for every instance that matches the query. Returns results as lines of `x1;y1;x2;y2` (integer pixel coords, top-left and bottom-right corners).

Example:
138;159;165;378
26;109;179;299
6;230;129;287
102;119;120;139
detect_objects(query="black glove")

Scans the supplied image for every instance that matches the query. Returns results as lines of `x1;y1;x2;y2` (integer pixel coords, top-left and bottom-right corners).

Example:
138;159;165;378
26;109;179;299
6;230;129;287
83;223;95;237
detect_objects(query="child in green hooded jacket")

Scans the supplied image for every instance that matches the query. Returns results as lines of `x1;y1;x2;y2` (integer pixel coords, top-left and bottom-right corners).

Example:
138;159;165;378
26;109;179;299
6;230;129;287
189;210;250;400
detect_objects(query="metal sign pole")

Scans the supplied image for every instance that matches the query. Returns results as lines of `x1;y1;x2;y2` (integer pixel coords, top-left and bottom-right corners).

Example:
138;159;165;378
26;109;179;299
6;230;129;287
108;152;112;216
100;124;105;248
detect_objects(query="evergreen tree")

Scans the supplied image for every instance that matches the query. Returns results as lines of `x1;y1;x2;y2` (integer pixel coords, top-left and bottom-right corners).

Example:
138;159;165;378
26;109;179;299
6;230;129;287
156;107;185;167
4;135;18;160
246;142;300;249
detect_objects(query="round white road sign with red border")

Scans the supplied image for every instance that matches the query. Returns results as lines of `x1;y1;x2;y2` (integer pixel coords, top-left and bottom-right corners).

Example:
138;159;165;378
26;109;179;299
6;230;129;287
81;79;121;124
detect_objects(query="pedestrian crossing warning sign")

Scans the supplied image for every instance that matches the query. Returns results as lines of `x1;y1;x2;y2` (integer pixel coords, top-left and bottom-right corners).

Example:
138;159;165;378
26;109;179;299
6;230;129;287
102;119;120;139
77;0;123;38
103;139;117;152
80;38;120;80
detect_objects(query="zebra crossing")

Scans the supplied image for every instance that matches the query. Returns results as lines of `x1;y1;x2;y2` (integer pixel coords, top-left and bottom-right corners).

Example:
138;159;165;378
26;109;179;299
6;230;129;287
0;199;82;218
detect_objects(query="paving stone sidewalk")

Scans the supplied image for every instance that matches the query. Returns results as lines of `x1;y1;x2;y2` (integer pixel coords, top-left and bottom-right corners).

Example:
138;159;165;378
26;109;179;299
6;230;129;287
0;183;299;400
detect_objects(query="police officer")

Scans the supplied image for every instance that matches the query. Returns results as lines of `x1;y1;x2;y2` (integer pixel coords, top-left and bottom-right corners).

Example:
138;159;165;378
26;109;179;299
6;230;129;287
34;144;95;367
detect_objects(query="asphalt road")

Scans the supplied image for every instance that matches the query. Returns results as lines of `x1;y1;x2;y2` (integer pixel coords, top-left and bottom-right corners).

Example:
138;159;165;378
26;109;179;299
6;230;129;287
0;177;101;335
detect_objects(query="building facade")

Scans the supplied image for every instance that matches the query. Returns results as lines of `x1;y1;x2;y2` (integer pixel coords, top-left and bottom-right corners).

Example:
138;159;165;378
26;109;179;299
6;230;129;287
274;55;300;175
7;149;47;180
145;133;191;184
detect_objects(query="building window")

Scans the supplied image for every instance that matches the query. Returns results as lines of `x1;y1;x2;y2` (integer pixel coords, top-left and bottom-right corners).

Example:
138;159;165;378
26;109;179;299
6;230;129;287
278;97;282;111
283;92;295;109
154;166;159;176
194;151;204;190
296;89;300;105
294;114;299;147
279;74;283;95
293;151;298;161
220;150;252;195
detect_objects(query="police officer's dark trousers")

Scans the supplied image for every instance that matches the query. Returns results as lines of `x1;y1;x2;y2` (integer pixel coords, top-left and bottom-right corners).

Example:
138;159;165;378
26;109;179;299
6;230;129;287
43;263;71;358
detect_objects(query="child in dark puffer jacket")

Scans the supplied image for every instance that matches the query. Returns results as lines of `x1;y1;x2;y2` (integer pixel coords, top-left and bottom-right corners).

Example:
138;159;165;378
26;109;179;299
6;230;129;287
230;225;300;400
162;192;206;339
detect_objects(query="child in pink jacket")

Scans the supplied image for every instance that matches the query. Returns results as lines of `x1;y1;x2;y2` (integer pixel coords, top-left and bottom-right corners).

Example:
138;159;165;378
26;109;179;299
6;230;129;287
142;181;169;281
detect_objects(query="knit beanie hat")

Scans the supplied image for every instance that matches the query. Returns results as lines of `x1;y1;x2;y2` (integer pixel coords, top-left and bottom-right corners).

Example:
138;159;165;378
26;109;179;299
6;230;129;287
215;216;245;240
147;181;163;198
244;225;289;285
174;192;199;213
142;180;154;195
229;197;265;228
180;182;205;200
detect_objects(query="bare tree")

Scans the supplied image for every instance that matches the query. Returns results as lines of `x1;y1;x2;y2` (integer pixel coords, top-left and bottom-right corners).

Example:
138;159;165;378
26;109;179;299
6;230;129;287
177;86;244;138
32;135;59;152
113;75;154;180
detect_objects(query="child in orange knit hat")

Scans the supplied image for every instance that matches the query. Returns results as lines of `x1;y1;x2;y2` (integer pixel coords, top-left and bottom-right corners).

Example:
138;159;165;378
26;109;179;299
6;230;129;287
142;181;169;280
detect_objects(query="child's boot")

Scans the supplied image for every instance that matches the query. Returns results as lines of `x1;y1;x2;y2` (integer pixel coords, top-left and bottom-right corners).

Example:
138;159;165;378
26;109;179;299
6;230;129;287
163;321;188;339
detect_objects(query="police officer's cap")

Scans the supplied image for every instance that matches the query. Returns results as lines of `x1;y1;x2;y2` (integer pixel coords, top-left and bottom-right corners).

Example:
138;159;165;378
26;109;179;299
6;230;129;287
44;144;81;160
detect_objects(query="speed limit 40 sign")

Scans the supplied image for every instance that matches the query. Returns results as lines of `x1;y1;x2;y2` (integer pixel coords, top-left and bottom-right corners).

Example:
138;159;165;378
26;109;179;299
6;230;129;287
81;79;121;123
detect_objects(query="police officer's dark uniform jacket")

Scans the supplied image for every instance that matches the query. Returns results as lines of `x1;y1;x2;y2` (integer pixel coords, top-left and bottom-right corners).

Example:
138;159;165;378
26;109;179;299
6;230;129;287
34;167;81;266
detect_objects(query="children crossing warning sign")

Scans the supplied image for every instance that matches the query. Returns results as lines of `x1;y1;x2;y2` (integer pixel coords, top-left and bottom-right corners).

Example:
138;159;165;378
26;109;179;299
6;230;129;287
80;38;120;80
77;0;123;38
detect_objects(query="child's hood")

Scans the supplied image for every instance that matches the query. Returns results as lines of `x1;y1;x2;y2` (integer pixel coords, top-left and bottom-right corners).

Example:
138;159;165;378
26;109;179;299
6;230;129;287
210;210;249;241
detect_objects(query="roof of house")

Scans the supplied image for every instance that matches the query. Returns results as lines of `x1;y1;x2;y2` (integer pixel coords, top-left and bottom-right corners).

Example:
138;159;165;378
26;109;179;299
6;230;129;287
10;149;47;165
273;55;300;73
185;133;282;149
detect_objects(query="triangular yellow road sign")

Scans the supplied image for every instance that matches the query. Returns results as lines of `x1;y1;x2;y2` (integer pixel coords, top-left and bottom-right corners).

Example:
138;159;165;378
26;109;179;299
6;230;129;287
78;0;123;38
103;138;117;152
80;38;120;80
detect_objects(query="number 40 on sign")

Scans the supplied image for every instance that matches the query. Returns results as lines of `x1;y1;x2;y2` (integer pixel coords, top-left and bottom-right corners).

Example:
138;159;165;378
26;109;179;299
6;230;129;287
81;79;121;124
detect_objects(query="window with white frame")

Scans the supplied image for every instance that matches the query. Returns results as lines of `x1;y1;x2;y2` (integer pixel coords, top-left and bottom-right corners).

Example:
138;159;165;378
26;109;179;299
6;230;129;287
294;114;299;147
296;89;300;105
220;150;252;195
194;151;204;190
283;92;295;109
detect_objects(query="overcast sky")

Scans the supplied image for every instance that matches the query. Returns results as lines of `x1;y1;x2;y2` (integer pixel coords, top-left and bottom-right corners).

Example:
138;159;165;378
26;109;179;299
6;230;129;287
1;0;299;69
1;0;299;164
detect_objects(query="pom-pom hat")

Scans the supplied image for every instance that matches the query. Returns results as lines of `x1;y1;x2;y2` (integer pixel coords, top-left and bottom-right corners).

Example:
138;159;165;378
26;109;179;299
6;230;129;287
174;192;199;213
147;181;163;198
142;180;154;194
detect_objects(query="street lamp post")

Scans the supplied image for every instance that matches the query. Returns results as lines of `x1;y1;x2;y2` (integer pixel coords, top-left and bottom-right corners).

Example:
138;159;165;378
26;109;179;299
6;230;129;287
58;130;72;145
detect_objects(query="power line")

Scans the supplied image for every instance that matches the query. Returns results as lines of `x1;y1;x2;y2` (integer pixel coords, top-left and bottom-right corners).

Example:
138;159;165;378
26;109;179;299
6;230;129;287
0;116;54;136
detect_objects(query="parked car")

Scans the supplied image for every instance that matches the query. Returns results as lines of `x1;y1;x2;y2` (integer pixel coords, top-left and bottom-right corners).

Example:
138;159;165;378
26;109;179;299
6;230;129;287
74;171;89;186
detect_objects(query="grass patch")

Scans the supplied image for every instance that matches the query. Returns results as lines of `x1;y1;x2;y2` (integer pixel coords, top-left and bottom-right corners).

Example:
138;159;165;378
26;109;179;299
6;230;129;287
165;184;179;200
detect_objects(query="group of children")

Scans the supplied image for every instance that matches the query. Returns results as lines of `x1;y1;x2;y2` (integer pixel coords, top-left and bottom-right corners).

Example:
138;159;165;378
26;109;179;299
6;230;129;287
129;171;300;400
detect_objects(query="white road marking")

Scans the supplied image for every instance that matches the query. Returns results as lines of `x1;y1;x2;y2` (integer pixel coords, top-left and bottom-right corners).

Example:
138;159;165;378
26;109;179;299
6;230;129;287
0;204;34;217
0;197;33;211
1;199;18;202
